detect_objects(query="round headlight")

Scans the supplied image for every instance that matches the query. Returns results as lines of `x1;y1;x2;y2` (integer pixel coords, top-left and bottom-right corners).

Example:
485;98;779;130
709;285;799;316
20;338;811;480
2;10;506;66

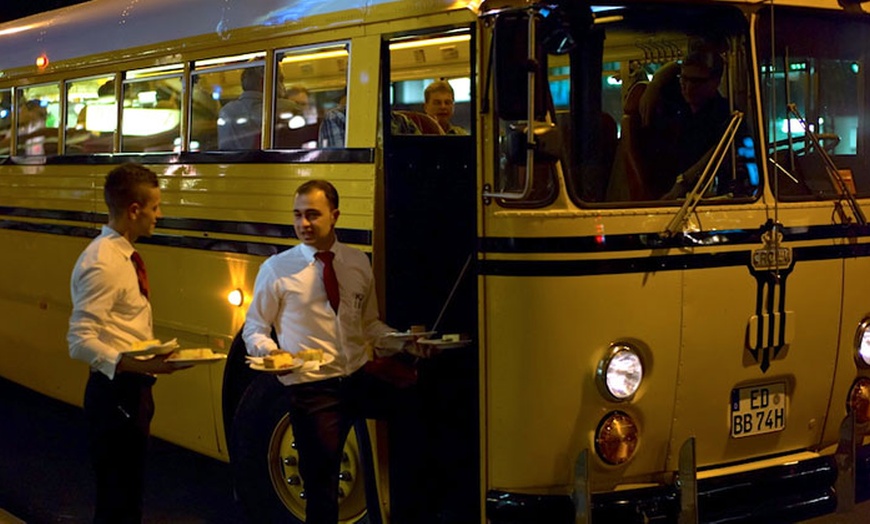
597;344;644;401
848;377;870;424
595;411;639;465
854;318;870;368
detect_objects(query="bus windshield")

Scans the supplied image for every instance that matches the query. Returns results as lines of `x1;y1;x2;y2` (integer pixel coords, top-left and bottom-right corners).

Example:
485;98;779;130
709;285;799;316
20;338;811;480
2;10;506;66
493;3;761;207
759;6;870;202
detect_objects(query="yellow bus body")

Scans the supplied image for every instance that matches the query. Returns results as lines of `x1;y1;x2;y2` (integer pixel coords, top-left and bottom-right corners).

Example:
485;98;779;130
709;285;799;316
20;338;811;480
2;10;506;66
2;0;870;522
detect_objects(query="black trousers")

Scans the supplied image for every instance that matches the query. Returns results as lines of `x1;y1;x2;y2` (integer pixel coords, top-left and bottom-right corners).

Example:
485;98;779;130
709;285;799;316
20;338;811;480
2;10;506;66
286;366;420;524
83;371;155;524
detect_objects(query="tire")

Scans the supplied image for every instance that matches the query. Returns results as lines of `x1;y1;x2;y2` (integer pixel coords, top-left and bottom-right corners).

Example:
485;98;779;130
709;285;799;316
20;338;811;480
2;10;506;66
229;373;370;523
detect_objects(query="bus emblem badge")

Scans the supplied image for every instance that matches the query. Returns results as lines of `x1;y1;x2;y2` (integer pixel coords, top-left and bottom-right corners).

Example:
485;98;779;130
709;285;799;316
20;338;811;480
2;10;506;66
748;222;795;372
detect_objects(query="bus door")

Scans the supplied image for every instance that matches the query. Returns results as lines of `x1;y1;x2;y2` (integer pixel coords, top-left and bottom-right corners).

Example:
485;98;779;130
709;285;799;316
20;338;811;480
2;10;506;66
379;29;480;522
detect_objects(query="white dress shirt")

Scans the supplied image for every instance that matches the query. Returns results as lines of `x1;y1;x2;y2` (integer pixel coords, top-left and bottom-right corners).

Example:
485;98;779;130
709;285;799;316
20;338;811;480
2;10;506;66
243;241;394;385
68;225;153;379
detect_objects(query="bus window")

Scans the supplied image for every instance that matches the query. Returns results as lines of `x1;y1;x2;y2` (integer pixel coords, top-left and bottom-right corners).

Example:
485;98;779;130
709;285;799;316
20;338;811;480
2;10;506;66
0;89;10;155
389;31;472;136
15;84;60;156
759;8;869;198
275;43;349;149
548;6;760;205
65;75;116;154
121;64;183;152
193;53;265;152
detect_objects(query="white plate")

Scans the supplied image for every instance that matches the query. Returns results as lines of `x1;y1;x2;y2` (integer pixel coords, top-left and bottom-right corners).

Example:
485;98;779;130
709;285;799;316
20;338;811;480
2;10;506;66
383;330;436;340
247;355;303;373
299;353;335;371
247;353;335;373
166;351;227;365
416;338;472;350
122;338;179;357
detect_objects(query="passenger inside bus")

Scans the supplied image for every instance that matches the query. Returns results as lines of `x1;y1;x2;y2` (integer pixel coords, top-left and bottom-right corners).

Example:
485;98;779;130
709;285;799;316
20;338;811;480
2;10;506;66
218;66;303;150
12;98;50;155
273;84;317;149
608;49;734;201
423;80;467;135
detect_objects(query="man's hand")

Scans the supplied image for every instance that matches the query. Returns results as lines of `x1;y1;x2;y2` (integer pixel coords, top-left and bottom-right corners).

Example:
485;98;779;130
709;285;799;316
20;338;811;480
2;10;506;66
117;353;192;375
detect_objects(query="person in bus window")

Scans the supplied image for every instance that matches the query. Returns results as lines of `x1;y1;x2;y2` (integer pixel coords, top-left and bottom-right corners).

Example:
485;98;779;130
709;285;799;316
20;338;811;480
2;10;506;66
218;66;299;150
67;163;191;523
243;179;414;524
641;50;731;199
423;79;467;135
318;96;421;147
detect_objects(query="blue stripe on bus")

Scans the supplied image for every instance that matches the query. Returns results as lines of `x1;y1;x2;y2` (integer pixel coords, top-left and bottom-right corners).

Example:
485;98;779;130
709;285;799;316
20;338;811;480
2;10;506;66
0;208;373;246
480;223;869;253
479;242;870;277
0;219;372;252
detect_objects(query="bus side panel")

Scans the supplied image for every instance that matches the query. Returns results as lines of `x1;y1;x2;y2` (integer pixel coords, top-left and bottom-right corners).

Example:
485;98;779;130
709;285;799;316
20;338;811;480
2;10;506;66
485;270;682;491
0;229;93;404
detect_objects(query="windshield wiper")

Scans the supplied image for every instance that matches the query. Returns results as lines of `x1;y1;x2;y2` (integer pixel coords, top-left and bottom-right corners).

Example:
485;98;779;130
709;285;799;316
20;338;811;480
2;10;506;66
662;111;743;237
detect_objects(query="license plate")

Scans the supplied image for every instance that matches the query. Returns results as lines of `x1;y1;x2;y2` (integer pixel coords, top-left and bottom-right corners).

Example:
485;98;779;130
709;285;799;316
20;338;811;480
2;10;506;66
730;382;787;438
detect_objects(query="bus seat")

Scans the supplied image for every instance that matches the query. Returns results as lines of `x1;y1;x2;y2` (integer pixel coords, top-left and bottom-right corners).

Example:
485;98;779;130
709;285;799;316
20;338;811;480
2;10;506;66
607;81;650;201
395;110;444;135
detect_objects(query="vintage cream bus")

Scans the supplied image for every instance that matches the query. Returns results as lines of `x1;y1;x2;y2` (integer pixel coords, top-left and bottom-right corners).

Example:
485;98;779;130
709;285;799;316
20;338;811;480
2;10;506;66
1;0;870;522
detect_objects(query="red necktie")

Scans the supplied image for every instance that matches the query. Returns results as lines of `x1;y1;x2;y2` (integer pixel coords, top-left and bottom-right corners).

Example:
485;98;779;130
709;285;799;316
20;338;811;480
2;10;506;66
131;251;150;300
315;251;339;313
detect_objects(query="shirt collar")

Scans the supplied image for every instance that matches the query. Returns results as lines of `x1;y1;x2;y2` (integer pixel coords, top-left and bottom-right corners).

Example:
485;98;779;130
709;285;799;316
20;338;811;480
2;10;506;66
300;241;341;264
101;224;136;259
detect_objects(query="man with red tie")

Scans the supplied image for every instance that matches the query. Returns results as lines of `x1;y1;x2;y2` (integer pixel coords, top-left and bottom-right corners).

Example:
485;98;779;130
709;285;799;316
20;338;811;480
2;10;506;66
67;162;187;523
243;179;410;523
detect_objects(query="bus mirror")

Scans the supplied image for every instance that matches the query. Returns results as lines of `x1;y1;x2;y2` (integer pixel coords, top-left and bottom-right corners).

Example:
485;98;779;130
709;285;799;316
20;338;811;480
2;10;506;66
505;122;562;165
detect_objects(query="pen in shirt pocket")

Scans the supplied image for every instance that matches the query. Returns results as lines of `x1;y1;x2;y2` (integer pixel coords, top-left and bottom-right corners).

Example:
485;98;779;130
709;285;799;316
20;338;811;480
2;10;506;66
117;405;131;419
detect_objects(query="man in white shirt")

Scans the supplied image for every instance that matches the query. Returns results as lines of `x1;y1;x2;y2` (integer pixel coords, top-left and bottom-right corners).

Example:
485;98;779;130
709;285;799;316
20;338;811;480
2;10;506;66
68;162;188;523
243;179;407;523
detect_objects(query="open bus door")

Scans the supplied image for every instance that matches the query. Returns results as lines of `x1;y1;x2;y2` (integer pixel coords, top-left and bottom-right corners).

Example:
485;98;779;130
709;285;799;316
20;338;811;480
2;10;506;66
379;29;481;523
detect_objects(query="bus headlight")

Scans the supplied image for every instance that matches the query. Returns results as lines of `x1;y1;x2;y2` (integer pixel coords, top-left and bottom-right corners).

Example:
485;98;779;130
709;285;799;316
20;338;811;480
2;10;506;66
597;343;644;401
595;411;638;465
854;318;870;368
847;377;870;424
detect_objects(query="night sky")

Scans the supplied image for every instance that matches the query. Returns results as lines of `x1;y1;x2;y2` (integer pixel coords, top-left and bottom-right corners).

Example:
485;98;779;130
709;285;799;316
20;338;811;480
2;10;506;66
1;0;90;23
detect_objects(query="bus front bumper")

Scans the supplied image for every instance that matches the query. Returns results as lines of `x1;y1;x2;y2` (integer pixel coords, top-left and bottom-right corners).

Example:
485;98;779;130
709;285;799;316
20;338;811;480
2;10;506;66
487;420;870;523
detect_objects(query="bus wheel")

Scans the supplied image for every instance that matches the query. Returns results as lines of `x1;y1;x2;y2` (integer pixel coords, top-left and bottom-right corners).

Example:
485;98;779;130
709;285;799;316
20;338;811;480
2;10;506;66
229;374;369;523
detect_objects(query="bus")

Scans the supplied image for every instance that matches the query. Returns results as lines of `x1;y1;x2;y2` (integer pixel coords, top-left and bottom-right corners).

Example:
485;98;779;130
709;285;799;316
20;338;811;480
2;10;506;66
1;0;870;522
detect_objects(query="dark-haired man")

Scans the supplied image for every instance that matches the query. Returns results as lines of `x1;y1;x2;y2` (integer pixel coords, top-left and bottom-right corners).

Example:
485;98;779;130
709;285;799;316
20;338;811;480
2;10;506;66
68;162;189;523
243;179;408;523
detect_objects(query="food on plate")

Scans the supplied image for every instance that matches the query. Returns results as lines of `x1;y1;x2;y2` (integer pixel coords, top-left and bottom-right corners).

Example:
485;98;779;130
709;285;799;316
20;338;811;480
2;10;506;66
129;339;160;351
297;348;324;362
168;348;214;360
263;352;297;369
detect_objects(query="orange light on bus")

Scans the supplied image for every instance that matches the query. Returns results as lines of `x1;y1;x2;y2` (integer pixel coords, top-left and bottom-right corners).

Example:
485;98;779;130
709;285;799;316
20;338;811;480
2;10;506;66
595;411;639;465
847;377;870;424
228;288;245;307
35;54;49;69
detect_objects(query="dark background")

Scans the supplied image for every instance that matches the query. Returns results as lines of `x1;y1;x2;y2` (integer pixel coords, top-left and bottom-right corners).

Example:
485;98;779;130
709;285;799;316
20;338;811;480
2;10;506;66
1;0;90;23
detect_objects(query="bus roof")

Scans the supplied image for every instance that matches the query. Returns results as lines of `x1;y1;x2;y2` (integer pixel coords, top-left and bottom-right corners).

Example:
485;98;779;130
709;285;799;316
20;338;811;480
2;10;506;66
0;0;480;74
